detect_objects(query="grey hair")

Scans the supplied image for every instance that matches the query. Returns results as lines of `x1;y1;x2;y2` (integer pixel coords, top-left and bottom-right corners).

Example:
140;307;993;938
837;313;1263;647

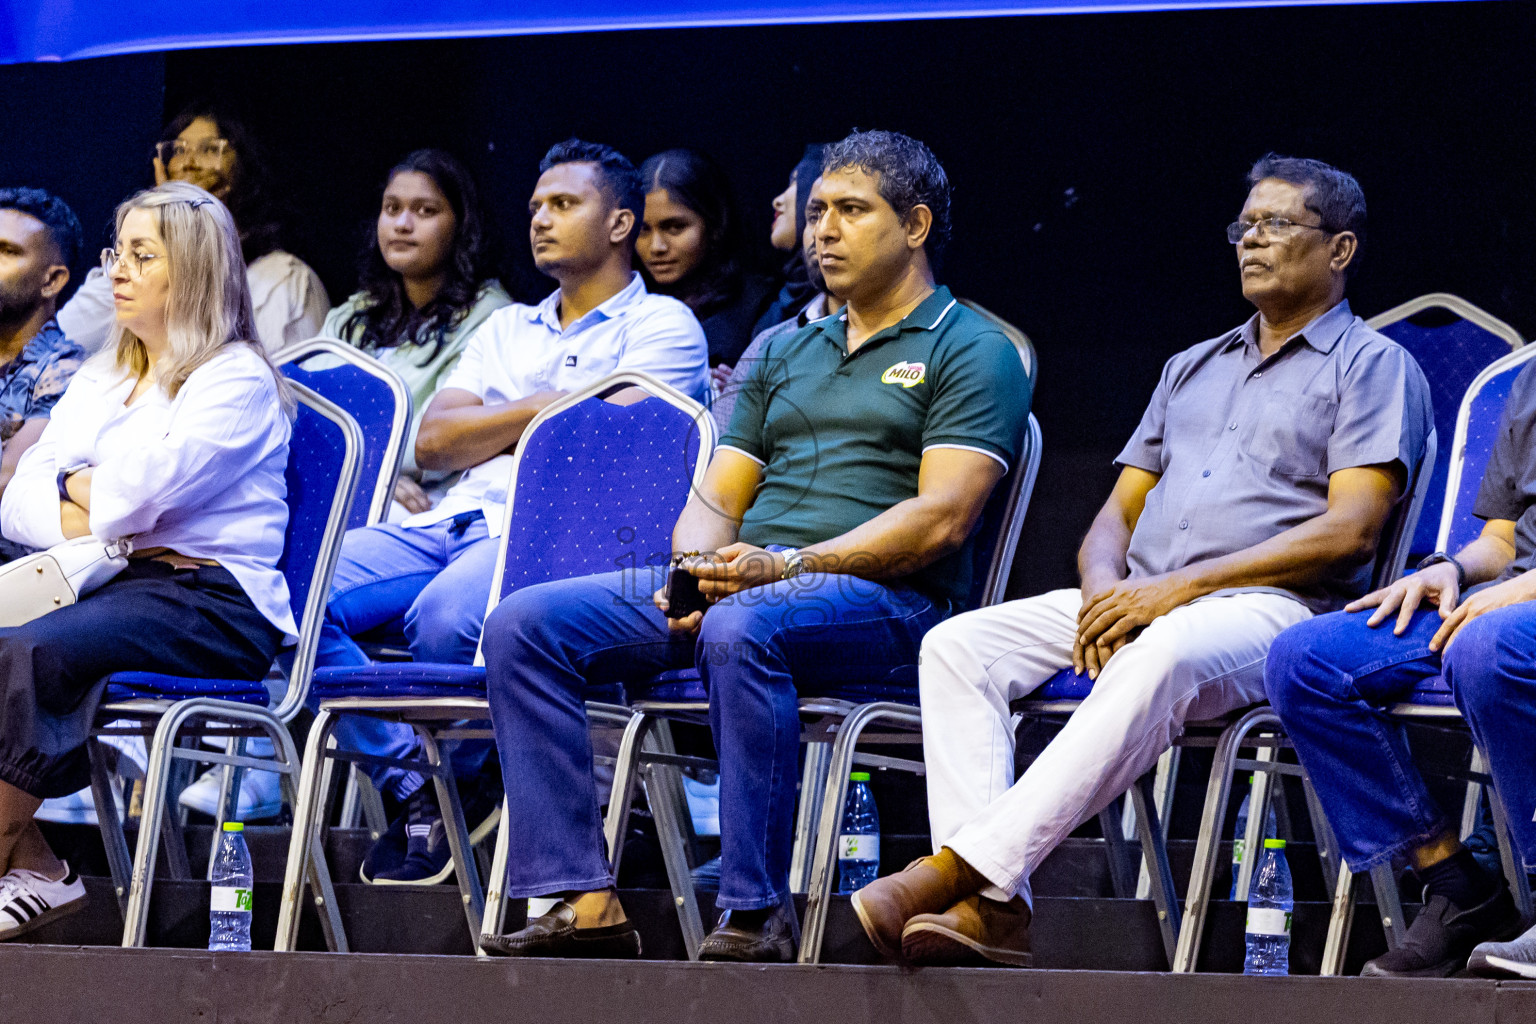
822;130;952;263
105;181;294;414
1247;153;1366;276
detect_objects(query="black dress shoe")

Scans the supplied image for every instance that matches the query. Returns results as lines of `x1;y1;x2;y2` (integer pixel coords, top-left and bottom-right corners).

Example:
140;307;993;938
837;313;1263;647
1361;887;1523;977
479;900;642;959
698;904;795;963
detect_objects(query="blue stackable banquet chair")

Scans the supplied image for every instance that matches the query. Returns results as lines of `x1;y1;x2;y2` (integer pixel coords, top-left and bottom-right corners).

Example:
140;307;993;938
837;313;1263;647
1174;346;1536;973
276;339;413;834
86;381;363;948
599;311;1041;964
275;371;714;953
1367;293;1523;563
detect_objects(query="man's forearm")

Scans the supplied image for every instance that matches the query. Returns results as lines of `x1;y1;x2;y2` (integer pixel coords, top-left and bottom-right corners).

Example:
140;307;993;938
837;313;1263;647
1453;534;1519;588
1168;509;1380;604
672;498;741;555
415;393;559;471
795;493;976;581
1078;513;1133;592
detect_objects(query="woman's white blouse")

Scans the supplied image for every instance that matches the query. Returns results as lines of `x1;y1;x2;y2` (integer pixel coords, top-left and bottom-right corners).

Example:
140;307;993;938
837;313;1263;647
0;345;296;640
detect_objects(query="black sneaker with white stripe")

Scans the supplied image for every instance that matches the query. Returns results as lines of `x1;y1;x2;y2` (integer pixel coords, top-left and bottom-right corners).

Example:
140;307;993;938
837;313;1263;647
0;862;87;940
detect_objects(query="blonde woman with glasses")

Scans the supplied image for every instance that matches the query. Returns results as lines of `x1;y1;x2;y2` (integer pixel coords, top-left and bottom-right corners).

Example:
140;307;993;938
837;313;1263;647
0;182;296;937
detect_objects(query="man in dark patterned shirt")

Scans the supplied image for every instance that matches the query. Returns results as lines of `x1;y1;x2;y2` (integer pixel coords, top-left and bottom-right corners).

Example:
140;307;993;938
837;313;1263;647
0;187;87;561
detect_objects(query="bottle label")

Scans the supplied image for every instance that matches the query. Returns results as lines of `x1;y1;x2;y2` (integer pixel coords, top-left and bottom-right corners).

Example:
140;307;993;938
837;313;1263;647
839;835;880;862
1246;907;1291;937
211;886;253;913
1232;839;1245;866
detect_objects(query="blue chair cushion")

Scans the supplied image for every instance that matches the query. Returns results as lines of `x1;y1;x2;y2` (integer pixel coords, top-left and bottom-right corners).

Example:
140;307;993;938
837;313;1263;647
633;668;708;702
310;663;487;700
1034;667;1094;701
104;672;270;706
1409;673;1456;707
630;665;920;705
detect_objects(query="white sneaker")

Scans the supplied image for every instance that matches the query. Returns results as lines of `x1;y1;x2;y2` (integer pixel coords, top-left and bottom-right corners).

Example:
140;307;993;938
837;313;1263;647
0;862;87;940
179;768;283;819
36;787;117;826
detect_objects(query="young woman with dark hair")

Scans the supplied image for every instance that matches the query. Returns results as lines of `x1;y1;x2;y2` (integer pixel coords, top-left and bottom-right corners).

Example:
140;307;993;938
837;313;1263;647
636;149;773;372
324;149;511;518
57;105;329;355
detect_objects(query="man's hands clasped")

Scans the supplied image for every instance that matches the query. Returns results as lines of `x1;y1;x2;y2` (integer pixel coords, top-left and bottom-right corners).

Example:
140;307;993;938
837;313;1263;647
1073;572;1192;679
652;543;788;634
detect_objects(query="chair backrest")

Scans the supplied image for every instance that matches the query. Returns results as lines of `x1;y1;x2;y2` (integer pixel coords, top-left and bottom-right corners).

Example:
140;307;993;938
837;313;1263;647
1370;428;1437;590
959;298;1037;382
1436;344;1536;556
481;371;715;628
276;338;412;529
274;381;364;719
1367;294;1523;558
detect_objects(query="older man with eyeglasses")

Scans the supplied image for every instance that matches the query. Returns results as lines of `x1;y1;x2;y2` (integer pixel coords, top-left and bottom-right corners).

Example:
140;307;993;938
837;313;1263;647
851;154;1433;968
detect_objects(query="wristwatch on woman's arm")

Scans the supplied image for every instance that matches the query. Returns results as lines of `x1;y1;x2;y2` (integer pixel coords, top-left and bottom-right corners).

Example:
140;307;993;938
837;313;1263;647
1416;551;1467;591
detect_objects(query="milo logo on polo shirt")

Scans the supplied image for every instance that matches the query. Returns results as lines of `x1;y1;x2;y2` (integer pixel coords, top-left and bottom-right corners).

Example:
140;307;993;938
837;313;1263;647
881;360;926;388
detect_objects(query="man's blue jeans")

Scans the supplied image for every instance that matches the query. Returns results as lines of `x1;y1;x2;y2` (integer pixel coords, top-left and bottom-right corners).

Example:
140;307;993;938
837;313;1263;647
481;567;947;910
316;517;498;800
1266;601;1536;870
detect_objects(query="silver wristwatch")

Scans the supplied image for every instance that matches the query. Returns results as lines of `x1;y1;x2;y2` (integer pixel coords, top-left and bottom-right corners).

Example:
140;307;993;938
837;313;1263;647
781;548;807;580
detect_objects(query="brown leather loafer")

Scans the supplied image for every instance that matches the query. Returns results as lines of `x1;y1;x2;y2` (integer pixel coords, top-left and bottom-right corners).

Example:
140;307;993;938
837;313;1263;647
849;851;984;961
479;900;642;959
901;893;1033;967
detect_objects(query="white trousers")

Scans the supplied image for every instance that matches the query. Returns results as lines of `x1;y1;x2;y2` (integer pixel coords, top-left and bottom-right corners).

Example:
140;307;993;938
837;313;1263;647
919;588;1311;904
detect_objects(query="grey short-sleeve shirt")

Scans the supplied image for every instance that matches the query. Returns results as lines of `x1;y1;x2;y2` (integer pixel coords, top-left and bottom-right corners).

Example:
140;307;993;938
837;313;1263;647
1472;358;1536;583
1116;300;1432;613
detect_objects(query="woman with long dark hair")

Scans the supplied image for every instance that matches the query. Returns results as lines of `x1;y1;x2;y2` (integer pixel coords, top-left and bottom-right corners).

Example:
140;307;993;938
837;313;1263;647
324;149;510;517
59;105;329;356
636;149;772;371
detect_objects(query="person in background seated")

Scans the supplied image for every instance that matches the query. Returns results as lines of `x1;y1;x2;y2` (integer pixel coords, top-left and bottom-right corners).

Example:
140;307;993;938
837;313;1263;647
318;139;708;886
1266;355;1536;978
0;188;86;561
475;129;1029;963
0;182;294;939
744;143;830;352
636;149;774;374
324;149;512;520
712;170;843;433
852;155;1431;968
58;105;328;354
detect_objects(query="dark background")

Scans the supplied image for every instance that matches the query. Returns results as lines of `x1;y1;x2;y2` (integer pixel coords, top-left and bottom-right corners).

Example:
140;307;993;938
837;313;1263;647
2;0;1531;597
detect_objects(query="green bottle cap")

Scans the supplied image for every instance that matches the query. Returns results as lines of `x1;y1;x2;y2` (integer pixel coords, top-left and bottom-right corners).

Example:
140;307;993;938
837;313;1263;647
1263;838;1285;849
222;821;245;832
850;772;871;782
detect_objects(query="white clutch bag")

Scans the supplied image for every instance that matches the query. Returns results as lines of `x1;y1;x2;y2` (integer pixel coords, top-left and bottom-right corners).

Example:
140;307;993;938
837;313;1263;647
0;535;134;627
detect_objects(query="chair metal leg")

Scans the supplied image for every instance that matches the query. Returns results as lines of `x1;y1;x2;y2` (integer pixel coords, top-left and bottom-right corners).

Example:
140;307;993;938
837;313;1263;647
604;711;656;875
480;796;513;946
1233;734;1277;901
1320;859;1357;976
1478;773;1535;921
263;714;344;953
789;741;832;893
276;708;345;952
415;725;484;944
644;754;707;960
799;702;921;965
122;706;190;946
1172;708;1281;972
1099;798;1137;899
337;764;364;830
1370;861;1407;950
206;736;246;880
1130;769;1181;967
88;738;132;915
1302;773;1342;894
1136;748;1181;900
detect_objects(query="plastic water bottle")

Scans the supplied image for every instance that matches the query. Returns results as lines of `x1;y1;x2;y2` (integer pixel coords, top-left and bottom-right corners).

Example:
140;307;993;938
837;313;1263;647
209;821;254;951
837;772;880;894
1243;838;1293;975
1230;775;1278;898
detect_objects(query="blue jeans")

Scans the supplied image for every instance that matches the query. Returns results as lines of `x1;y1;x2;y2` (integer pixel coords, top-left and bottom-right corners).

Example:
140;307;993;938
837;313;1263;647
1266;601;1536;870
481;568;947;909
317;517;497;800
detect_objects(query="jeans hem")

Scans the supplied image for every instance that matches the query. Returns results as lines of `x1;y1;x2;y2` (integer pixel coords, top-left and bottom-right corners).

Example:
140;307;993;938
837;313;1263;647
502;874;616;900
713;893;785;912
1340;817;1458;873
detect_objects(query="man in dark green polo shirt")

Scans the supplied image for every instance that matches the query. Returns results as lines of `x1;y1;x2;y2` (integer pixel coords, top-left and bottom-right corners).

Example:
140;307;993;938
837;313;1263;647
475;129;1032;964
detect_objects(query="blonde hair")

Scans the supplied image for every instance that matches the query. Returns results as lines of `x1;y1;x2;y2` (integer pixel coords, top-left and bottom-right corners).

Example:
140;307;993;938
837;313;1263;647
105;181;294;414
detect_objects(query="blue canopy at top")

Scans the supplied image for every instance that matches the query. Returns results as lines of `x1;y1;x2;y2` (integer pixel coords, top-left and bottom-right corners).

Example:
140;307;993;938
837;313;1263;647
0;0;1455;64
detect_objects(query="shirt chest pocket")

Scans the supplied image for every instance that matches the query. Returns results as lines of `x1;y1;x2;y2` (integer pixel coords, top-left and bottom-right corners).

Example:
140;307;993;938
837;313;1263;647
1241;392;1338;478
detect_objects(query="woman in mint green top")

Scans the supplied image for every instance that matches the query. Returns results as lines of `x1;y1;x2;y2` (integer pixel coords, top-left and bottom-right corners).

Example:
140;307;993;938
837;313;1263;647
323;149;511;516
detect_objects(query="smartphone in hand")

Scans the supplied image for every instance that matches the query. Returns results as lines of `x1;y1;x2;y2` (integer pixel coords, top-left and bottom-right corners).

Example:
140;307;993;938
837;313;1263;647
664;564;710;618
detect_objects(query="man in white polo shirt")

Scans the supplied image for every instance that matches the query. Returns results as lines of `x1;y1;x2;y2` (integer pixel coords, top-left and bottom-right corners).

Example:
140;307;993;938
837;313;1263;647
316;139;708;884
